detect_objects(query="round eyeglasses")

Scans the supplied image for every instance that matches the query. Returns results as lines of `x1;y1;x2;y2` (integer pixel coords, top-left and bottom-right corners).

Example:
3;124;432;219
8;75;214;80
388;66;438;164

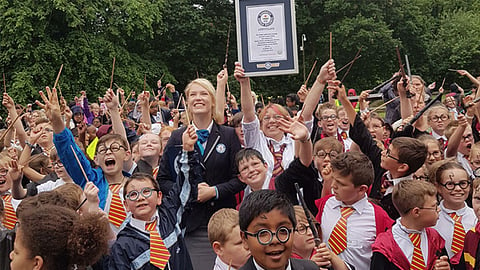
125;187;159;201
439;180;471;191
315;150;338;159
295;223;320;235
97;142;126;155
243;226;293;245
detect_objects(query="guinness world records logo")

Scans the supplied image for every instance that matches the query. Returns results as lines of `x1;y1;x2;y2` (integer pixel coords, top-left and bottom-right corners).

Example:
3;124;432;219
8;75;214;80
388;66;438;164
257;10;274;27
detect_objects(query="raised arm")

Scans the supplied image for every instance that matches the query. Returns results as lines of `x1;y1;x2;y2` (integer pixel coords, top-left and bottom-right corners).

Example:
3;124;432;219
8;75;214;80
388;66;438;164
334;81;356;125
103;88;133;171
278;118;312;167
235;62;255;123
398;78;414;119
301;59;336;122
2;92;27;148
457;70;480;87
446;115;467;158
215;67;228;124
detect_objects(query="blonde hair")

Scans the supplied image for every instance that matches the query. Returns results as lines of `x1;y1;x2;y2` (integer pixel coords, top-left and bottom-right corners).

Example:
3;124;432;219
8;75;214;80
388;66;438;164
208;208;239;245
184;78;220;123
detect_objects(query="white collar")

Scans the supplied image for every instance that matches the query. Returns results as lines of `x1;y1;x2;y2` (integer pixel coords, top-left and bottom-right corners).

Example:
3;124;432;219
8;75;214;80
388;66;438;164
193;120;214;133
130;212;159;233
331;194;369;215
439;200;468;216
253;258;291;270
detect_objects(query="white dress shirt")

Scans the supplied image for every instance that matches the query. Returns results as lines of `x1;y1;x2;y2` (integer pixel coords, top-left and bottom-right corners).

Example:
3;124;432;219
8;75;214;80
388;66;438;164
392;220;429;264
321;195;376;270
433;201;477;258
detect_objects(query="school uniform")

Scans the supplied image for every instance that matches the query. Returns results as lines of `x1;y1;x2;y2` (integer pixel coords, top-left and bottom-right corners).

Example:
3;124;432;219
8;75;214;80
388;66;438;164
108;150;200;270
0;191;21;230
157;121;244;269
239;256;318;270
214;256;238;270
316;194;393;270
371;221;447;270
54;128;129;234
464;222;480;270
433;201;477;264
242;116;313;185
275;158;323;216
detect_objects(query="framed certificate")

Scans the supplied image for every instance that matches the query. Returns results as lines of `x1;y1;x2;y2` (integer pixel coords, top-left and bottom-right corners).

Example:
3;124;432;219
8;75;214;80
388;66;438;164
236;0;298;77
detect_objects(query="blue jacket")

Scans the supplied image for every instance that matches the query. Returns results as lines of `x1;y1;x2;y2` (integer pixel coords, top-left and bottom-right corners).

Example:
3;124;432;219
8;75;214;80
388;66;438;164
107;150;201;270
53;128;109;209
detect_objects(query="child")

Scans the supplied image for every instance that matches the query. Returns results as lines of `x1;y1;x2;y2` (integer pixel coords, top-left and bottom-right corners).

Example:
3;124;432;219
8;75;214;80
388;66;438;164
208;208;250;270
315;151;393;270
371;180;450;270
10;204;110;270
292;206;349;270
239;189;318;269
40;87;133;233
108;125;200;270
432;161;477;266
445;116;474;179
316;103;339;140
463;178;480;269
426;104;451;149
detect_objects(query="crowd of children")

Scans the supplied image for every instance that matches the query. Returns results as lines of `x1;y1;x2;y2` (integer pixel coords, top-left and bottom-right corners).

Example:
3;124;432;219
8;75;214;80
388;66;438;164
0;58;480;270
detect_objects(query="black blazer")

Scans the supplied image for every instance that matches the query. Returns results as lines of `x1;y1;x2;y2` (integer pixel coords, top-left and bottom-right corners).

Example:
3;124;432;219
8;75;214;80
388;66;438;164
239;257;318;270
156;122;245;232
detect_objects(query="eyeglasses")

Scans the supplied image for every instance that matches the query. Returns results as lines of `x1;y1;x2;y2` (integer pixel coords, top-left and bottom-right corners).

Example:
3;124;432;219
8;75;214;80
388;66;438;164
263;115;283;122
243;226;293;245
462;134;473;141
125;187;159;201
321;114;337;121
97;142;126;155
0;169;7;176
439;180;471;191
75;197;87;211
429;114;449;122
315;150;339;159
296;223;321;235
427;151;442;158
419;205;439;211
384;148;402;163
52;161;64;168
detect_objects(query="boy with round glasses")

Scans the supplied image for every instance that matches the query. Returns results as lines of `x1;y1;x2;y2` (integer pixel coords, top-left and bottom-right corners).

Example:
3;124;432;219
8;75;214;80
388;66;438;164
108;125;200;269
239;189;318;269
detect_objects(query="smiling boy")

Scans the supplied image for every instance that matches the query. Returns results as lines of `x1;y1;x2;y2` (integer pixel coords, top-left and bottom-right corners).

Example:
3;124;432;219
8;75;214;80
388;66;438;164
239;190;317;270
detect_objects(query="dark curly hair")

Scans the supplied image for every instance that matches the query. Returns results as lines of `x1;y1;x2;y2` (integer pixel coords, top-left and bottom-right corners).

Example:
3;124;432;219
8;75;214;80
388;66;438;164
17;205;110;270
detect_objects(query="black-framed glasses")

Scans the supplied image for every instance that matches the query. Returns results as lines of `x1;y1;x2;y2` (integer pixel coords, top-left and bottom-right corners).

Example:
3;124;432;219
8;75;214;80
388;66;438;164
125;187;159;201
462;134;473;141
429;114;449;122
97;142;126;155
243;226;293;245
384;148;402;163
0;169;8;176
439;180;471;191
321;114;337;121
427;151;442;158
52;161;64;168
295;223;321;235
315;150;339;159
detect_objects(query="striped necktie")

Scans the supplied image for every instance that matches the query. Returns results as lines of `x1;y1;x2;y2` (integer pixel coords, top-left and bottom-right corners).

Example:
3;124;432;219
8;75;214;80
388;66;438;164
449;213;466;254
145;220;171;269
1;194;17;230
268;142;286;189
152;166;159;179
108;184;126;227
409;233;426;270
328;207;355;255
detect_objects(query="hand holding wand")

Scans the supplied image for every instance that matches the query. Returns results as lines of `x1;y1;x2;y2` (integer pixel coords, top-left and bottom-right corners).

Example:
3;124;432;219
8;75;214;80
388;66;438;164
294;183;321;247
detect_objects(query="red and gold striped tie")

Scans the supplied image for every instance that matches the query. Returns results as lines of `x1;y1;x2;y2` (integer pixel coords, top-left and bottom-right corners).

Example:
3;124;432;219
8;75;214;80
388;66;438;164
1;194;17;230
152;166;159;179
108;184;126;227
145;220;171;269
449;213;466;254
409;233;426;270
328;207;355;255
268;142;286;190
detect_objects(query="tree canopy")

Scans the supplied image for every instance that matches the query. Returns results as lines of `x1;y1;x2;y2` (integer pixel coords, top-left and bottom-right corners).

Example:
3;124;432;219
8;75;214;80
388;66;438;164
1;0;479;106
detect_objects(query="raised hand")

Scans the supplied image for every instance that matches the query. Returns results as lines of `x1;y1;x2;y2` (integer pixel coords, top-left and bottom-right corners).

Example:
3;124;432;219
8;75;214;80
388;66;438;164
37;86;61;123
327;80;346;100
297;84;309;103
182;125;198;152
277;117;309;141
317;59;336;84
217;68;228;86
103;88;120;111
7;160;23;184
2;92;15;110
234;62;249;84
